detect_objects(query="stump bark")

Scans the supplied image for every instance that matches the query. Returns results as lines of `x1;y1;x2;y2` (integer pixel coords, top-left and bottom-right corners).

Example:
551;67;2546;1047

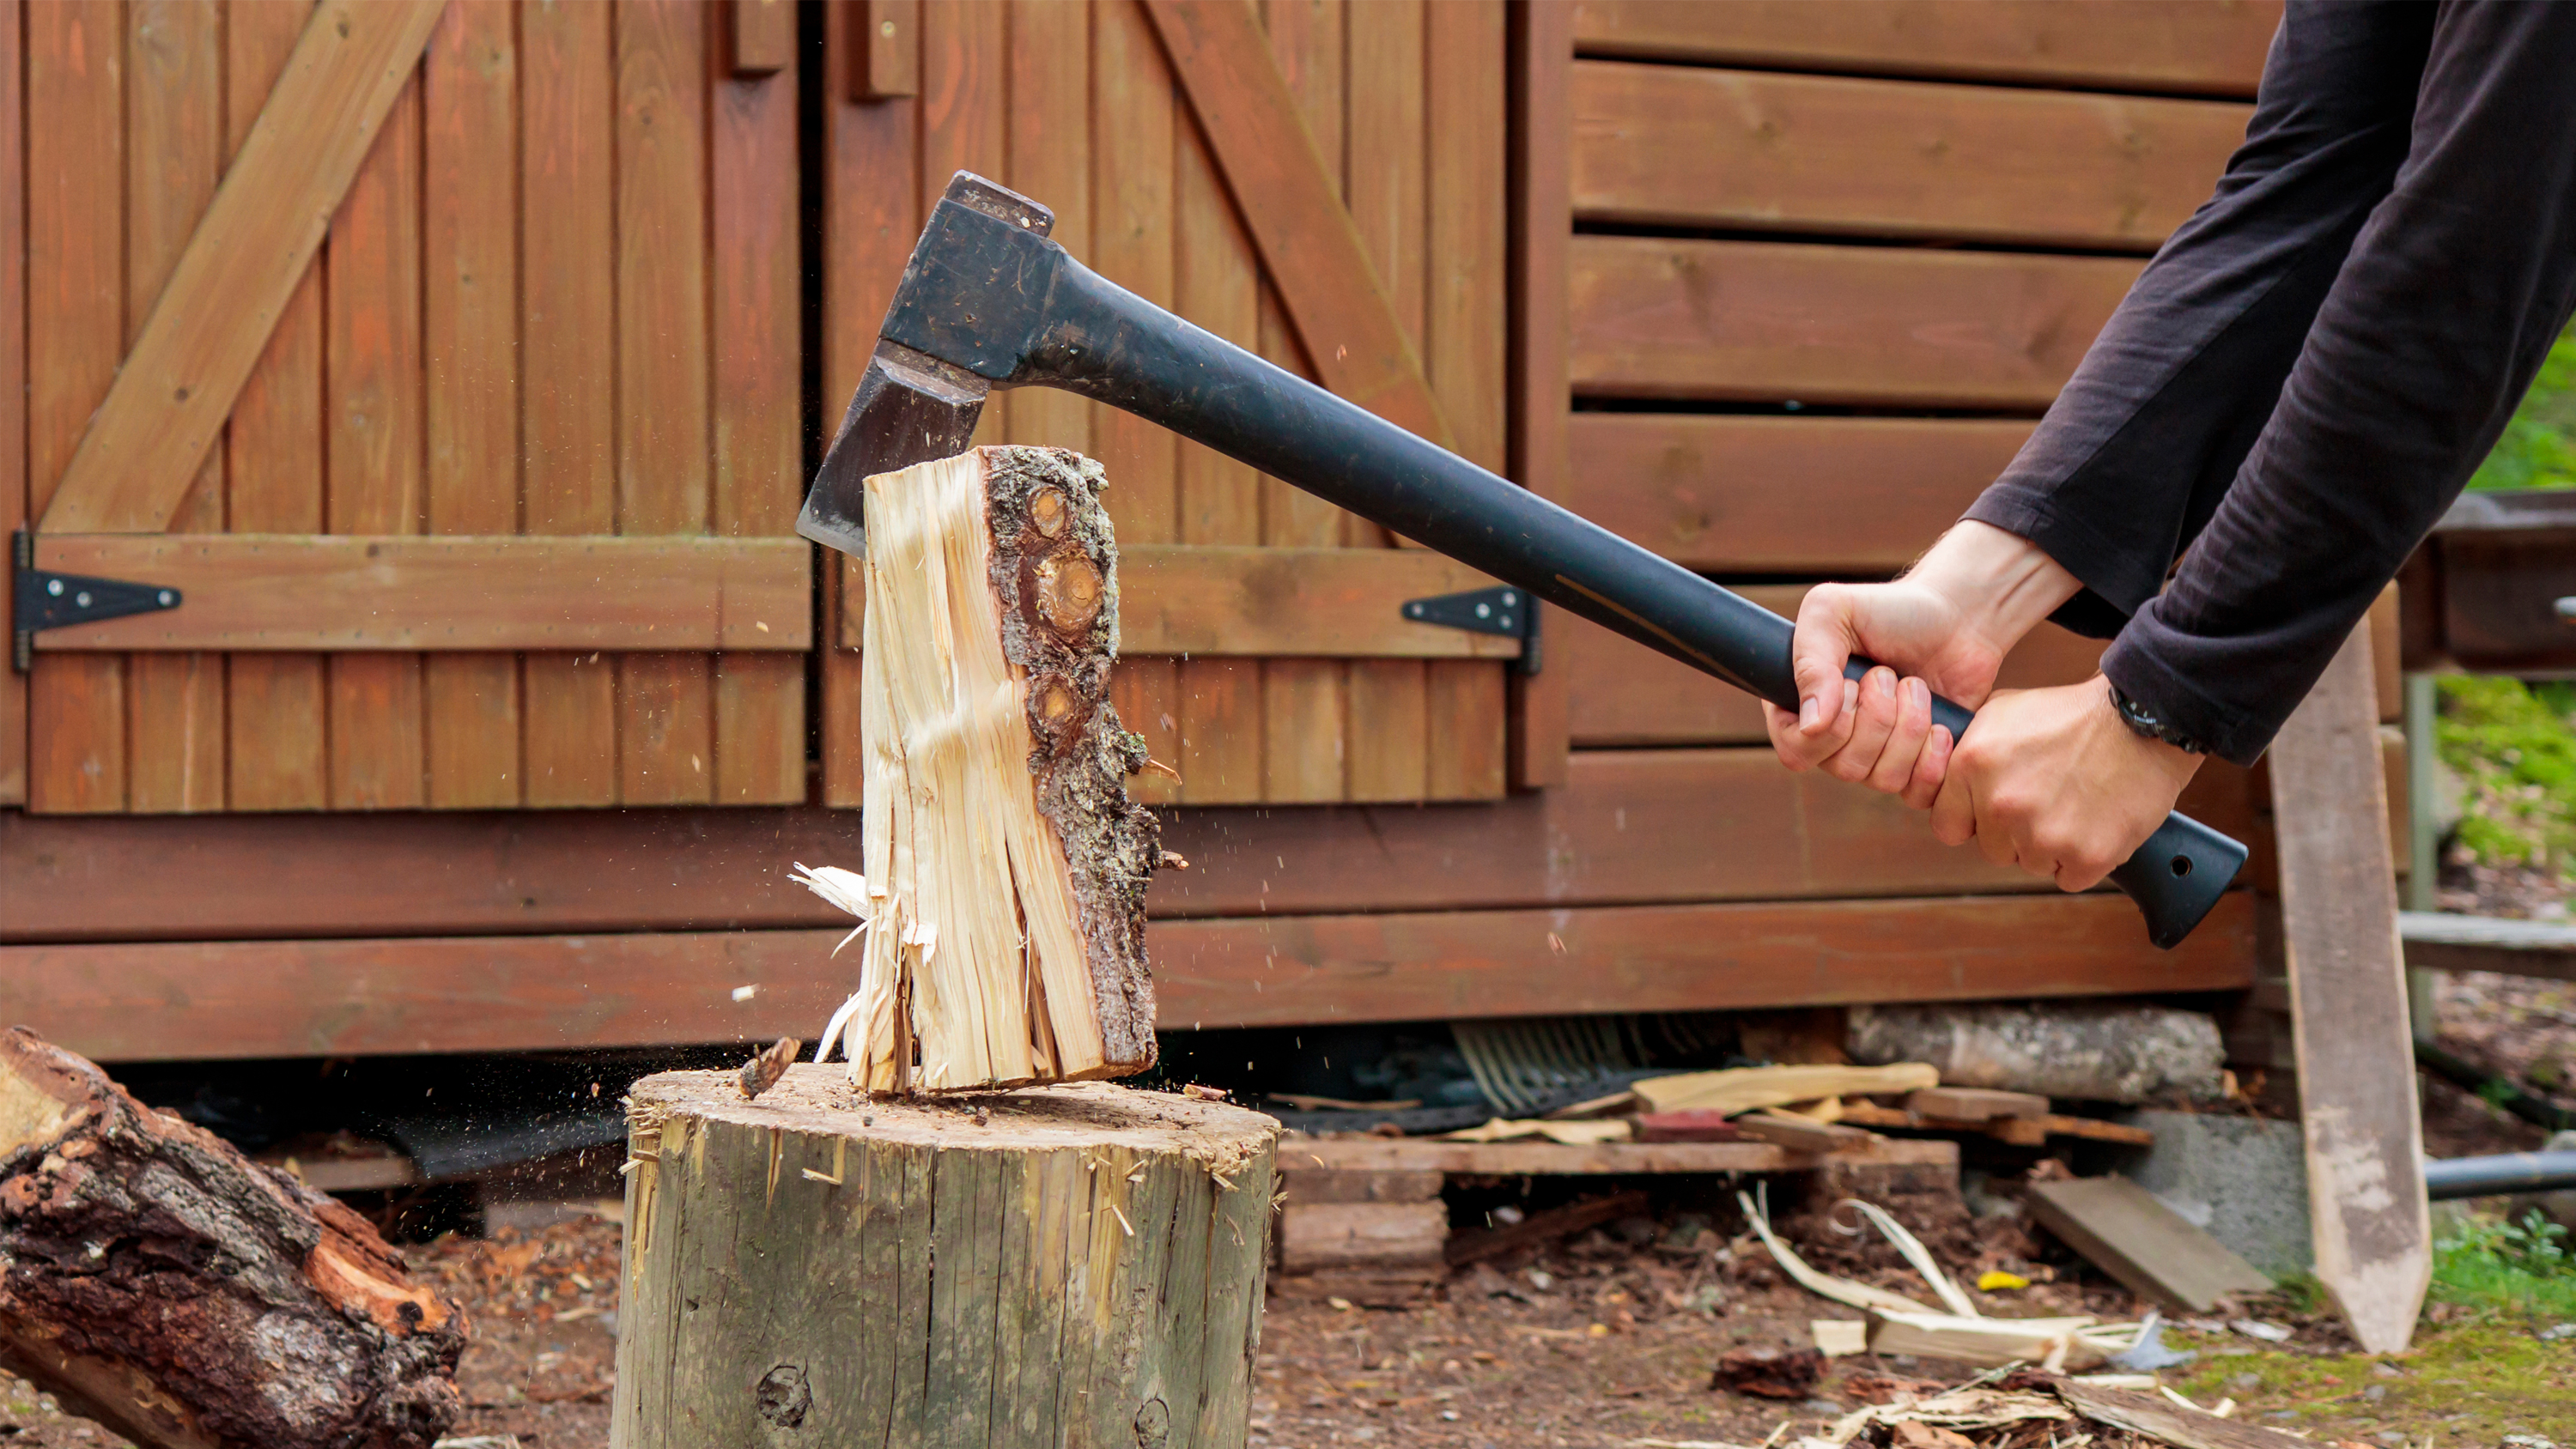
611;1067;1277;1449
823;444;1162;1094
0;1029;465;1449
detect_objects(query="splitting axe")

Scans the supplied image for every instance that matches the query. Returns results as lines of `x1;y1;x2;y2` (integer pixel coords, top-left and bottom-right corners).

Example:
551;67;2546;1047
802;173;2247;949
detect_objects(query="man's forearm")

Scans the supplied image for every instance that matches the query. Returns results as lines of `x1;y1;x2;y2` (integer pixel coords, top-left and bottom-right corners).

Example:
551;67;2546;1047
1904;521;2082;659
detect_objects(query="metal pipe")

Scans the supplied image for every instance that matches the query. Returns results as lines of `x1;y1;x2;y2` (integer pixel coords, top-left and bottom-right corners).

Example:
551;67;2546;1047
2423;1149;2576;1200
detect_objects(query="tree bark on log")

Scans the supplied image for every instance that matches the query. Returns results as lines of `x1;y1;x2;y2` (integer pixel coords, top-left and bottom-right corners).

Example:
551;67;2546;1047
611;1067;1277;1449
818;445;1163;1093
0;1029;465;1449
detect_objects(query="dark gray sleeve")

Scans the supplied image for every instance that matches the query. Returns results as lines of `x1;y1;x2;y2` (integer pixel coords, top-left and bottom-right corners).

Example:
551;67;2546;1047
1964;0;2576;765
2101;0;2576;764
1964;1;2433;641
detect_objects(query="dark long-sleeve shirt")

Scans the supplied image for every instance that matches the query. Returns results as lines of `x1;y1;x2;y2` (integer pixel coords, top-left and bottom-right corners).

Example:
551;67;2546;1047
1963;0;2576;766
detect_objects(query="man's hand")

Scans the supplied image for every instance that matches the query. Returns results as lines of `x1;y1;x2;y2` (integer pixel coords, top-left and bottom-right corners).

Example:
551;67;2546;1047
1765;522;2082;797
1929;677;2204;891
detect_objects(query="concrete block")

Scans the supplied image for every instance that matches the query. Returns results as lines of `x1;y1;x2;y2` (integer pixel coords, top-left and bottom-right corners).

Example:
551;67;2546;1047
2111;1109;2312;1278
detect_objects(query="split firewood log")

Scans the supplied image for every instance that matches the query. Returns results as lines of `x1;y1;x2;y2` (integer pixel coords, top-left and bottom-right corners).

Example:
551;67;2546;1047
800;445;1164;1094
0;1028;466;1449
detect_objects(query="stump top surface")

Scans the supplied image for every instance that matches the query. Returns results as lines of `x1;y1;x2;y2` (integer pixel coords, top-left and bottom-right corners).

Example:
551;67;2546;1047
632;1067;1275;1170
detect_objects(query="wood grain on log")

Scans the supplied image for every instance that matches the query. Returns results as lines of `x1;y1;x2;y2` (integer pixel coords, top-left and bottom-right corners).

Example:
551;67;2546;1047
611;1068;1276;1448
0;1028;465;1449
836;447;1162;1093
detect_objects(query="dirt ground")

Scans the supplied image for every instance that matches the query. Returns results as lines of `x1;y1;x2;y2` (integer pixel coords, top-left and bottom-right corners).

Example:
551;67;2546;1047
3;1197;2571;1449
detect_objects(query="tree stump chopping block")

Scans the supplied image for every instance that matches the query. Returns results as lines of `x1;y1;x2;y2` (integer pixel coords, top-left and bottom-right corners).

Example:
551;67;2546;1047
611;1068;1279;1448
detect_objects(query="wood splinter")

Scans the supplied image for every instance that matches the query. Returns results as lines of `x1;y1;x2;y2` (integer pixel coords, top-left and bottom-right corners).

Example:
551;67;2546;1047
799;446;1165;1094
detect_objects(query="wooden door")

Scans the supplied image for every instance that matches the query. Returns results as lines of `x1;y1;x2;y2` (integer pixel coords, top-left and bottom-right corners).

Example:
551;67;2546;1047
11;0;808;815
819;0;1516;809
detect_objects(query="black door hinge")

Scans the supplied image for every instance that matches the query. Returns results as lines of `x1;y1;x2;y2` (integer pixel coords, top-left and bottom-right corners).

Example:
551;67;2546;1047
12;530;184;671
1400;584;1542;675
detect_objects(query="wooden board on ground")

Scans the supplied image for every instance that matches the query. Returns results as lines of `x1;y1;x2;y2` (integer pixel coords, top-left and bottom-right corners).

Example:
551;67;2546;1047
1734;1112;1874;1154
1279;1169;1445;1204
2269;626;2430;1353
2055;1378;2317;1449
1630;1062;1940;1117
1907;1088;2047;1121
1279;1135;1955;1178
2024;1175;2271;1313
1278;1201;1449;1272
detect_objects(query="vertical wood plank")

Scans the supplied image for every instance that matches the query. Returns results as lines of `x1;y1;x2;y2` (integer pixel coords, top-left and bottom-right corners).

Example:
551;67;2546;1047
727;0;792;75
1175;108;1264;804
521;0;620;808
124;0;225;813
1422;0;1509;799
423;0;522;809
711;4;805;804
0;0;22;806
818;0;918;809
1091;0;1180;805
1252;0;1346;803
2271;627;2428;1355
1005;0;1090;458
617;0;715;805
1342;0;1429;801
1425;652;1506;799
1255;0;1346;549
26;0;128;813
920;0;1007;446
1506;0;1571;790
225;0;329;811
325;75;428;809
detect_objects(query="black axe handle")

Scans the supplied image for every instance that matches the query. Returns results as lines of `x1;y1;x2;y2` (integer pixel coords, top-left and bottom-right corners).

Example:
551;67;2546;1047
817;192;2246;949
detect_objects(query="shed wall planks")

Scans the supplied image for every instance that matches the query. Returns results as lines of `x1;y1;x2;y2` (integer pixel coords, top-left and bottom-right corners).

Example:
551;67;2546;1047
16;0;807;815
815;0;1515;808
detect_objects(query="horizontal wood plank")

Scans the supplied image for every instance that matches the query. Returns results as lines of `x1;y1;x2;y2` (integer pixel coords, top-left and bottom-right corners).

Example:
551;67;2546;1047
842;545;1523;658
1569;1;2278;100
1280;1136;1957;1175
1565;585;2109;746
1570;237;2141;408
1154;892;2257;1030
1572;63;2246;250
33;535;810;652
1564;415;2032;573
0;891;2253;1060
1;749;2266;943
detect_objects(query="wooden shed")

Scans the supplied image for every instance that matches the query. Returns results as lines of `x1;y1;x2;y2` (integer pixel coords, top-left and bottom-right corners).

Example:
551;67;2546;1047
0;0;2369;1070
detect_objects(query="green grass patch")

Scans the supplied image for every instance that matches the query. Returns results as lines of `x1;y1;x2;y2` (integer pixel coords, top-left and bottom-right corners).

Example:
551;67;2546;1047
2174;1320;2576;1440
2430;1211;2576;1319
2435;674;2576;871
2469;319;2576;492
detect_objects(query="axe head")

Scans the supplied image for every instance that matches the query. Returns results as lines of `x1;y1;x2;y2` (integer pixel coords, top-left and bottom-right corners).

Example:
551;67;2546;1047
798;173;1058;560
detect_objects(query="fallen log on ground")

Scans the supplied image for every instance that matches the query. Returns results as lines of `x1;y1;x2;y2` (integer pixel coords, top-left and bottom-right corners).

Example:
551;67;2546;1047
806;445;1163;1094
611;1068;1276;1446
1847;1001;2226;1103
0;1028;466;1449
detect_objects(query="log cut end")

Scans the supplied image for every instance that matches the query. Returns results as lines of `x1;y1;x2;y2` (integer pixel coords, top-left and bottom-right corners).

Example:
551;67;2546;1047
615;1069;1279;1449
822;446;1163;1095
0;1028;466;1449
